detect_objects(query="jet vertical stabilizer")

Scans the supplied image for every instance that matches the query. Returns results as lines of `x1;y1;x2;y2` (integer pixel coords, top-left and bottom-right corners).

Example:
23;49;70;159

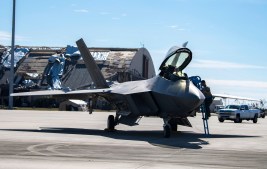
76;38;109;89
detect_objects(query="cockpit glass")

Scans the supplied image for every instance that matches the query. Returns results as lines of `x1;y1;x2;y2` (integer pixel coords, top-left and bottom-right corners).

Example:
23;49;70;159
159;48;192;81
163;52;190;71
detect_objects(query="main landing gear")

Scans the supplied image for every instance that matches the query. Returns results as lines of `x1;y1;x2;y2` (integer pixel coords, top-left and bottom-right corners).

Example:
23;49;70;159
163;124;171;138
106;115;178;138
107;115;115;130
163;118;178;138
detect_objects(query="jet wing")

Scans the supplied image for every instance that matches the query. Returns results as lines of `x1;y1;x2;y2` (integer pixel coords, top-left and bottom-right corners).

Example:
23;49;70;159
213;93;260;102
11;80;152;97
11;90;67;96
11;89;112;101
11;88;110;97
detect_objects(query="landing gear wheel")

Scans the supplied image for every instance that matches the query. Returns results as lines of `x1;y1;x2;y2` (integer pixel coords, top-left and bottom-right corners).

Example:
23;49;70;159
170;121;178;132
171;123;177;132
163;124;171;138
253;115;258;123
107;115;115;130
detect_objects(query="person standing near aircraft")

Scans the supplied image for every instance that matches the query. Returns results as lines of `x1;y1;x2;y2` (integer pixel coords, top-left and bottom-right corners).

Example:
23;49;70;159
201;80;213;119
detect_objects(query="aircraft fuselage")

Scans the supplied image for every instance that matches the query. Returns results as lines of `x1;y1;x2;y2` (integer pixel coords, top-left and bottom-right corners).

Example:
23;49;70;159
109;75;204;118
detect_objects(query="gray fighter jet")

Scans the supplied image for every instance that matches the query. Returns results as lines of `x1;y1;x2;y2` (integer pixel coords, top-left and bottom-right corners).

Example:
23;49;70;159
12;39;205;138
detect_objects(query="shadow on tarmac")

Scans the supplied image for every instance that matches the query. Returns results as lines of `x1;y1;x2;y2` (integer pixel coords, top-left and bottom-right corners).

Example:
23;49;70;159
0;127;259;150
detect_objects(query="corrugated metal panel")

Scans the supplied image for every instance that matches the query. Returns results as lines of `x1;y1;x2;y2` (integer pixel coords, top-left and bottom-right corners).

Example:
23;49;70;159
16;56;51;78
62;63;93;90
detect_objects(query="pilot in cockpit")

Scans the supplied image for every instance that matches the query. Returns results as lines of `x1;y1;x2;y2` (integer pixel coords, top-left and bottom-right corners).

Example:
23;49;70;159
160;65;188;81
159;48;191;81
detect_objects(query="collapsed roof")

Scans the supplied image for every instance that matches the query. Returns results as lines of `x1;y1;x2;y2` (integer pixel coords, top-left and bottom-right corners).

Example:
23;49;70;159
0;45;156;91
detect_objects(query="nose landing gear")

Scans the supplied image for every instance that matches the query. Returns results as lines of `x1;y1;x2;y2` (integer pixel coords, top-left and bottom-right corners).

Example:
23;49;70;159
163;118;179;138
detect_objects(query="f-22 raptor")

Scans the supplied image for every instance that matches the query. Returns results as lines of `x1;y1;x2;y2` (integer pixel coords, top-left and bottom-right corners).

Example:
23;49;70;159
12;39;205;138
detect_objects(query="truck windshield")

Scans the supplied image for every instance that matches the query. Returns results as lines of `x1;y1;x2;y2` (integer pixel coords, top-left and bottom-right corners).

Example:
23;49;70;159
226;105;240;109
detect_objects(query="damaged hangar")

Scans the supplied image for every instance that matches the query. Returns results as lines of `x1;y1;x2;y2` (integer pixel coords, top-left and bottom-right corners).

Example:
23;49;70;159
61;46;156;90
0;45;156;108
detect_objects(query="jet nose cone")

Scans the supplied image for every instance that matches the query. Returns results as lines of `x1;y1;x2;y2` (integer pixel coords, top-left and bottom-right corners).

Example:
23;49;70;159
188;83;205;108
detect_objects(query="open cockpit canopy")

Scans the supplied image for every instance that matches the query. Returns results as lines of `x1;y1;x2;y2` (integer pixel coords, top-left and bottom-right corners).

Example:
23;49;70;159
159;47;192;81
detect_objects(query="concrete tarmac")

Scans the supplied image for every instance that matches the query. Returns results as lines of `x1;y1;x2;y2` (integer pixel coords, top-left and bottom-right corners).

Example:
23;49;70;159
0;110;266;169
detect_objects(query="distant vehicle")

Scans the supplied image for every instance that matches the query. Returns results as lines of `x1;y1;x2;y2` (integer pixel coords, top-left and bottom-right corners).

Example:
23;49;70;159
259;108;266;118
218;104;261;123
209;99;223;113
214;105;224;113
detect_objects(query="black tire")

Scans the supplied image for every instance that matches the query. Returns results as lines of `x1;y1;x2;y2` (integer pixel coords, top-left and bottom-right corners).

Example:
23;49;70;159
218;118;224;122
107;115;115;130
170;121;178;132
234;114;241;123
262;114;265;118
163;125;171;138
253;115;258;123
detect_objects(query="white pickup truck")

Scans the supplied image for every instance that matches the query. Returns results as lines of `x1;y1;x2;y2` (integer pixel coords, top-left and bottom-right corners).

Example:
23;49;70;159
218;104;261;123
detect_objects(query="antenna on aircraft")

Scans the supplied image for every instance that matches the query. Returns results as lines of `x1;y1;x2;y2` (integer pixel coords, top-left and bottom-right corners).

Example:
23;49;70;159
182;41;188;47
140;42;145;48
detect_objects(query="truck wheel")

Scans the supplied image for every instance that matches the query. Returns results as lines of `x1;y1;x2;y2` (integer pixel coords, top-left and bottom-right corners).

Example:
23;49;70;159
234;114;241;123
262;114;265;118
253;115;258;123
218;118;224;122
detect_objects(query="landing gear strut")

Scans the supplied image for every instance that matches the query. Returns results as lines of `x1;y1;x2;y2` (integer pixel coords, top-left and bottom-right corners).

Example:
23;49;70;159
163;117;178;138
169;119;178;132
163;124;171;138
163;117;173;138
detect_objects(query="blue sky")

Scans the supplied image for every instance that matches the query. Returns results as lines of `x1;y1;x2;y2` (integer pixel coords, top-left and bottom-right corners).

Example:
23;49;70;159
1;0;267;102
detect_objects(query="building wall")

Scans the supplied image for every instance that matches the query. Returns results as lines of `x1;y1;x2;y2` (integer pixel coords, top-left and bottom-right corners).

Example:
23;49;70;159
129;48;156;79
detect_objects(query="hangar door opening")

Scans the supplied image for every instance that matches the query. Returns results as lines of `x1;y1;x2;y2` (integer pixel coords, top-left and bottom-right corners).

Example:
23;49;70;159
142;55;149;79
